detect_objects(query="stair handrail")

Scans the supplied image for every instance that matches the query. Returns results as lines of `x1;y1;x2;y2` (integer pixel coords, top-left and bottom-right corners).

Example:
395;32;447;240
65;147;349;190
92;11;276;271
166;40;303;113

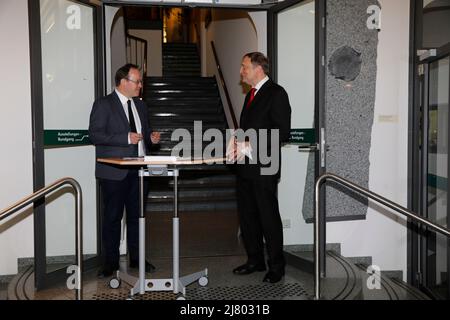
194;23;201;57
314;173;450;300
210;41;238;129
123;8;148;92
0;177;83;300
126;34;148;85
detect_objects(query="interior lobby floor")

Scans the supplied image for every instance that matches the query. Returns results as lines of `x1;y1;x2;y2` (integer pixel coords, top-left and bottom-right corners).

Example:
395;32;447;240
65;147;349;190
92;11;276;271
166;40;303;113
3;254;314;300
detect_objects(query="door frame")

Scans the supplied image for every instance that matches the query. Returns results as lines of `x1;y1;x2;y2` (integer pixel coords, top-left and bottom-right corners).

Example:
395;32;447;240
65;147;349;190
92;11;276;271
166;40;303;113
415;43;450;299
104;0;327;267
29;0;327;289
28;0;105;290
409;0;450;297
267;0;326;274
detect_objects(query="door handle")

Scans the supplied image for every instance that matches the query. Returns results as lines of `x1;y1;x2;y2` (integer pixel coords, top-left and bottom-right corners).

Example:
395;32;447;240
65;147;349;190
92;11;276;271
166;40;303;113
298;144;319;152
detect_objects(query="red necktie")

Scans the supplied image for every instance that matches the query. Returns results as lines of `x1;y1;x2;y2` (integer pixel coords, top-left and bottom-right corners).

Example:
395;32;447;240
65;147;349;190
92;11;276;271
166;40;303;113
246;88;256;108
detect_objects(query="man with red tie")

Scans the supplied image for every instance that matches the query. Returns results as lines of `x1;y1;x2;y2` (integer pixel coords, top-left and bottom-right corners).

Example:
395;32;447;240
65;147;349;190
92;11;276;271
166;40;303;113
228;52;291;283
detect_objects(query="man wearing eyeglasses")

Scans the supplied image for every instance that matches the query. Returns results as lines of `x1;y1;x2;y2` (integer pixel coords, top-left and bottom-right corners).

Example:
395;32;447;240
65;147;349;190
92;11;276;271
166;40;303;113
89;63;161;278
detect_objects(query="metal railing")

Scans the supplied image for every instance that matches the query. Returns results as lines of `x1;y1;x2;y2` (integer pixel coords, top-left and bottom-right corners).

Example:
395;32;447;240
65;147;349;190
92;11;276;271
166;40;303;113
123;7;148;84
314;173;450;300
0;177;83;300
194;23;201;57
126;34;148;91
211;41;238;129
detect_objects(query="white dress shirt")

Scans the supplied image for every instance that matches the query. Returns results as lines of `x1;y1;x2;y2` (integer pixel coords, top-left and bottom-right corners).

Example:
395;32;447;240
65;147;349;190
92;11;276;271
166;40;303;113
115;89;146;156
253;75;269;96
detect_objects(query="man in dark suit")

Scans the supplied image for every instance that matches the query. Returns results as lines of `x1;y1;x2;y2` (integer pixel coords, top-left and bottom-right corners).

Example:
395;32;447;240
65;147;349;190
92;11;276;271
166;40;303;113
89;64;160;277
228;52;291;283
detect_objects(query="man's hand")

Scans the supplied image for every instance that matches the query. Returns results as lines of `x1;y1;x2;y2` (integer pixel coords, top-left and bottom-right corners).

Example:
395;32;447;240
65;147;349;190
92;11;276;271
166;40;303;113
236;141;252;161
226;138;252;162
150;131;161;144
129;132;142;144
226;136;237;162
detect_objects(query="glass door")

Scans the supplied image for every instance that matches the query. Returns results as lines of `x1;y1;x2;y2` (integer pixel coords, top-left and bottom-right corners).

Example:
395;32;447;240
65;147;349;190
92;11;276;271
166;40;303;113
420;43;450;299
268;0;325;250
30;0;103;291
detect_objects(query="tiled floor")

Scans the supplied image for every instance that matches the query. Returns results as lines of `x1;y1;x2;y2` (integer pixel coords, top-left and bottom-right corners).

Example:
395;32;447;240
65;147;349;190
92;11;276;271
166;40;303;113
4;254;314;300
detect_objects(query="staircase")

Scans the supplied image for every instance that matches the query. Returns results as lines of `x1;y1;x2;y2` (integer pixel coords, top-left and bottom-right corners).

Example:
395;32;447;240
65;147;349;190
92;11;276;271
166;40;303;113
144;43;239;257
143;43;237;215
284;244;431;300
163;43;201;77
144;76;225;156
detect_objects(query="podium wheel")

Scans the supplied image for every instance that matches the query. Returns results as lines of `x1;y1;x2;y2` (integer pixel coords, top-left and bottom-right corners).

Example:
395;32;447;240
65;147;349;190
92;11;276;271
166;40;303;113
198;276;208;287
109;277;121;289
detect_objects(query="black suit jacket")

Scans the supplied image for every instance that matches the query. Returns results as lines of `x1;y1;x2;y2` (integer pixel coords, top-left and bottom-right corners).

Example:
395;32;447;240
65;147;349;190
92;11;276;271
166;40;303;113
88;91;152;180
237;79;291;179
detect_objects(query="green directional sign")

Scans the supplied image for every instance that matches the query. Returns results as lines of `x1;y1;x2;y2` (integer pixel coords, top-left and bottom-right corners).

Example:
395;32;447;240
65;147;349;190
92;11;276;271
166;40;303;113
428;174;447;191
288;128;315;144
44;130;91;147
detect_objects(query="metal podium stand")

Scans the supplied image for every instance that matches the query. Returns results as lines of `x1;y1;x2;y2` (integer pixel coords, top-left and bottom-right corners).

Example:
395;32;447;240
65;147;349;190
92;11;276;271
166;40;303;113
97;157;221;299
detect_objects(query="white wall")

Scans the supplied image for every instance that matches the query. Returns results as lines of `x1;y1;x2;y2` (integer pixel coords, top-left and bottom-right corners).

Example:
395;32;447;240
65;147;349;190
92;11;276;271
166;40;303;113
206;10;259;124
326;0;410;279
0;0;34;276
248;11;267;55
107;6;126;93
277;0;315;245
128;29;163;77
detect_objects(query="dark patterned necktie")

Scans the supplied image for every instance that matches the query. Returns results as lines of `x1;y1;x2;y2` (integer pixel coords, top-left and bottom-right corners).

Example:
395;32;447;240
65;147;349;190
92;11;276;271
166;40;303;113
127;100;137;133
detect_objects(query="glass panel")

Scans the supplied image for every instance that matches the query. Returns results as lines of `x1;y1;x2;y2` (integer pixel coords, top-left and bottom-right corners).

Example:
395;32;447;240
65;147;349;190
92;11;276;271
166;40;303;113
277;0;315;246
427;56;449;299
422;0;450;48
40;0;97;273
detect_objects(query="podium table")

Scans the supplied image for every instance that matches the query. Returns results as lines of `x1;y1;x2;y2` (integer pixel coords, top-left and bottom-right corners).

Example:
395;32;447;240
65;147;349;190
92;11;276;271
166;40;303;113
97;157;225;298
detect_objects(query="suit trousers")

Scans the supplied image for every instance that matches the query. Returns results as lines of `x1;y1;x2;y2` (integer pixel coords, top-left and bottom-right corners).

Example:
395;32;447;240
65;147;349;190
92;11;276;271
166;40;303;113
236;175;285;273
100;169;147;269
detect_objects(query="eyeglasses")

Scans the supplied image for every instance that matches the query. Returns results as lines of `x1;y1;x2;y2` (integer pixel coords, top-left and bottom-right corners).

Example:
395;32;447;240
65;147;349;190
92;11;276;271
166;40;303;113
126;78;143;85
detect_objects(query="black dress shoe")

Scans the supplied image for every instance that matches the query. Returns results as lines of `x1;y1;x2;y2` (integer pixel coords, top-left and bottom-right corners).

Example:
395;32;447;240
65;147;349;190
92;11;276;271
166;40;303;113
233;263;266;275
262;271;284;283
129;260;156;273
97;268;114;279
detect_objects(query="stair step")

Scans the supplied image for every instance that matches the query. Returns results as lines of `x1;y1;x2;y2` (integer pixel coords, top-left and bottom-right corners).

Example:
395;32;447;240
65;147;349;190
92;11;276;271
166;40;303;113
163;64;200;69
163;42;197;47
163;63;200;68
145;96;220;102
146;201;237;213
163;50;198;55
147;101;221;108
145;85;218;91
149;106;221;114
152;124;225;131
163;72;201;76
146;84;217;90
163;59;200;64
148;190;236;203
148;90;218;97
146;76;215;82
150;111;222;118
354;263;430;300
150;116;224;124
